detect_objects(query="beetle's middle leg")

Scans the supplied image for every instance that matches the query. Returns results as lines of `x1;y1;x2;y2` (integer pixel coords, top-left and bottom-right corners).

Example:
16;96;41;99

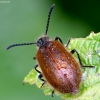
34;64;46;87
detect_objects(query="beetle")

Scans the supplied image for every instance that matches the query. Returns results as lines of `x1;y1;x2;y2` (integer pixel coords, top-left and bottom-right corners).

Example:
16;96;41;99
6;4;94;97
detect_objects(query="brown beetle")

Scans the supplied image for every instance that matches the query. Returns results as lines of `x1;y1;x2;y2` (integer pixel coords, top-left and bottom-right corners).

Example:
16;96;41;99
6;4;94;97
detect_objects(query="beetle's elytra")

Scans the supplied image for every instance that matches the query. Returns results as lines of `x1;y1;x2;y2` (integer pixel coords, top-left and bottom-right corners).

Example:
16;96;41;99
36;40;82;94
6;4;94;97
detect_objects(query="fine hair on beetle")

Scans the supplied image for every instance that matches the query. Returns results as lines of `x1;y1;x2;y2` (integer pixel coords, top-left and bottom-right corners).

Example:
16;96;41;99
6;4;95;97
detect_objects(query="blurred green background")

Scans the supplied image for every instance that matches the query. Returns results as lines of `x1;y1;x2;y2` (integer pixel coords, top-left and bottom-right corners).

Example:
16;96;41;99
1;0;100;100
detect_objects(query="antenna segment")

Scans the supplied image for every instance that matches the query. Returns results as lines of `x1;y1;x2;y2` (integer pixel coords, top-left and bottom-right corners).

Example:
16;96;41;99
45;4;55;35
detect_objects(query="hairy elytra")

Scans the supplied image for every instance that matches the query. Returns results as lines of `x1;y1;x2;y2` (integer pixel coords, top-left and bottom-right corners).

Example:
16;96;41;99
6;4;94;96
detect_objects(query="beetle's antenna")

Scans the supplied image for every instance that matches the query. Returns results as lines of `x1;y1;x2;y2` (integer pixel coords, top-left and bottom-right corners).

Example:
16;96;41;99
45;4;55;35
6;4;55;50
6;42;37;50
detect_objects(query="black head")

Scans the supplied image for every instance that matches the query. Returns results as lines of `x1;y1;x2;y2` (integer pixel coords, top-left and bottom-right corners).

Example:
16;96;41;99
37;36;49;47
6;4;55;50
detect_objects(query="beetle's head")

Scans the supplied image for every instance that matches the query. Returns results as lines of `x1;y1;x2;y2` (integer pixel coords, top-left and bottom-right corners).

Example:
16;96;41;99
37;36;49;47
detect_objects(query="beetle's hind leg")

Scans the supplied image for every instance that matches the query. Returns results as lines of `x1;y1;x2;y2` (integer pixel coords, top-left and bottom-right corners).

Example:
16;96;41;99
34;64;46;87
54;36;63;44
70;49;95;68
51;90;55;97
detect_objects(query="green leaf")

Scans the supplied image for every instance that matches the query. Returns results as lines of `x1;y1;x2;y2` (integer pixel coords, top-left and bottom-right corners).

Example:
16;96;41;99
23;32;100;100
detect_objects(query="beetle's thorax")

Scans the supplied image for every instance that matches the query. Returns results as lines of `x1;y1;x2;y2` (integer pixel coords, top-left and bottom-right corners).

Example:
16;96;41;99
37;36;49;47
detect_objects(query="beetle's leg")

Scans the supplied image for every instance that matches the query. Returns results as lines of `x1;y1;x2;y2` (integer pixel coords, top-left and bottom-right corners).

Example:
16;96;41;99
65;38;71;47
38;74;45;87
70;49;95;68
55;36;63;44
51;90;54;97
33;57;36;60
34;64;40;73
34;64;45;87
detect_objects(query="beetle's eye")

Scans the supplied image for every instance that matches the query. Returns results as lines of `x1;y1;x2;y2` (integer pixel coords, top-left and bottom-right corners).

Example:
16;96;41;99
37;39;42;47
